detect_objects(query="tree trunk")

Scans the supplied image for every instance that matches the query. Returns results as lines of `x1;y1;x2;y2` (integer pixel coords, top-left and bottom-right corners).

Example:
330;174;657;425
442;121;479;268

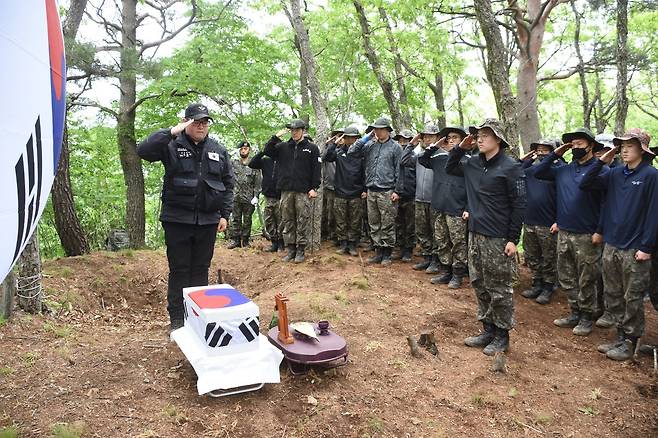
431;72;446;128
614;0;629;135
294;35;311;126
0;271;15;320
455;80;465;128
352;0;404;130
119;0;146;248
286;0;330;251
473;0;519;154
52;0;90;256
52;126;89;255
16;234;43;314
570;0;590;130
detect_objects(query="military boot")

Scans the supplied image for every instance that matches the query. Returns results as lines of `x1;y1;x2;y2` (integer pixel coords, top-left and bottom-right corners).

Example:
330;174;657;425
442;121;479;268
572;312;593;336
347;241;358;256
431;266;453;285
598;328;626;354
294;245;306;263
413;255;431;271
607;336;638;361
277;239;286;252
464;322;496;348
554;309;581;328
391;247;403;260
483;327;509;356
535;282;555;305
448;274;463;289
521;278;543;299
241;236;250;248
282;244;296;262
367;247;383;264
425;255;441;274
380;247;392;266
265;239;279;252
227;238;241;249
401;247;413;262
595;311;615;329
335;240;348;255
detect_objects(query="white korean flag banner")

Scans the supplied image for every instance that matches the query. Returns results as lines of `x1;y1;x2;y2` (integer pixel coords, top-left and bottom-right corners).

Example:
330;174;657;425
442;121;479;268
0;0;66;282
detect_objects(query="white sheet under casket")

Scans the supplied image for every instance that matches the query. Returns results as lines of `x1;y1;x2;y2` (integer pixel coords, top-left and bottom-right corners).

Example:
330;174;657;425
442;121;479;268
171;325;283;395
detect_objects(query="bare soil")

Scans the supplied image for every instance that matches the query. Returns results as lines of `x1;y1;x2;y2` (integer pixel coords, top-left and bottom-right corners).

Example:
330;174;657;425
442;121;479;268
1;240;657;437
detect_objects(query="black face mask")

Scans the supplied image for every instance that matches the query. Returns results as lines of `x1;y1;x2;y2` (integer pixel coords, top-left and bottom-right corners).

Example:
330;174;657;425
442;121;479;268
572;148;589;160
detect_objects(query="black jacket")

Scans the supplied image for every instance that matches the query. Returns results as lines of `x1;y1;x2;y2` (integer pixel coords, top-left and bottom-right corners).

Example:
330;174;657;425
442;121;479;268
446;147;526;244
323;142;365;199
264;135;321;193
521;158;563;227
248;148;281;199
138;129;234;225
394;145;416;200
419;146;468;216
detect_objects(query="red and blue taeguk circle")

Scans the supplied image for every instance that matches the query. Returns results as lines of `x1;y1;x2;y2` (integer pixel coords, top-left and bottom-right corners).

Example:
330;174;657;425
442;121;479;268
189;287;251;309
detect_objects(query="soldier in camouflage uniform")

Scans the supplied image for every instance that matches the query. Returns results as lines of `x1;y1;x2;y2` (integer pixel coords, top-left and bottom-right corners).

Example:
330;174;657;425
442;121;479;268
323;126;366;256
518;139;563;304
348;117;402;266
393;130;416;262
264;120;321;263
580;128;658;361
534;128;607;336
447;119;526;356
322;128;340;244
419;126;471;288
249;138;283;252
228;141;261;248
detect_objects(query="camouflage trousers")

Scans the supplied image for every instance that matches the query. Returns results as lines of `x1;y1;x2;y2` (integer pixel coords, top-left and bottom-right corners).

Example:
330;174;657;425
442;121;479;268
556;231;602;314
366;189;397;248
395;199;415;249
434;212;468;274
650;256;658;311
602;244;651;337
415;202;436;256
334;196;363;242
230;200;255;240
322;189;336;240
263;196;282;241
523;224;557;284
280;191;312;246
468;232;518;330
361;198;372;243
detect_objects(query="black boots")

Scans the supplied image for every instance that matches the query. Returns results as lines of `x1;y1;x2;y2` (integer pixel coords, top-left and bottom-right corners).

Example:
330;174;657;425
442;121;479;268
535;282;555;305
277;239;286;252
431;266;453;285
554;309;581;328
425;255;441;274
598;328;626;354
265;239;279;252
368;247;383;264
401;247;413;262
282;244;296;262
464;322;496;348
380;247;392;266
521;278;543;299
227;238;241;249
347;241;358;256
606;334;638;361
335;240;348;255
294;245;306;263
572;312;593;336
413;255;431;271
483;327;510;356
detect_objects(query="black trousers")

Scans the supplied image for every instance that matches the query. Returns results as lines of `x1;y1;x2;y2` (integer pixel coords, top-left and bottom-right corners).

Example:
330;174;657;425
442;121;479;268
162;221;218;322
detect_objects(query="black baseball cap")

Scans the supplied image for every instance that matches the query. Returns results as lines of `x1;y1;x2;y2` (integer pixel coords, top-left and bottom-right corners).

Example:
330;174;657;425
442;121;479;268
184;103;213;121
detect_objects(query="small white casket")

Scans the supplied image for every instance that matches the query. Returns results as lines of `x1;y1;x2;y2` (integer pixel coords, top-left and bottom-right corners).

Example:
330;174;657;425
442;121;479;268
183;284;260;356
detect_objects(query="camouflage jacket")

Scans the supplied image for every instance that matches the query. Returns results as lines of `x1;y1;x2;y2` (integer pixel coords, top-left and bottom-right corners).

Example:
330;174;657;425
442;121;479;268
232;158;261;203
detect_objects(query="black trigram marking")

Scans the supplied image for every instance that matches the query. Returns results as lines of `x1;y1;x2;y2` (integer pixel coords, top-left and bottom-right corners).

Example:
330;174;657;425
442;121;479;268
238;317;260;342
205;322;232;348
12;117;44;266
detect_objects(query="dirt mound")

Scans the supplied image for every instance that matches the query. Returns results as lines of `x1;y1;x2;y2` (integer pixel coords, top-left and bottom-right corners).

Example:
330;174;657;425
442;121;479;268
1;240;658;437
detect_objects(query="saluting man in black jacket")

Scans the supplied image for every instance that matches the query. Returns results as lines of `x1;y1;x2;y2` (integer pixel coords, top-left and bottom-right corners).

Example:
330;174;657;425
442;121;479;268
138;103;234;332
446;118;526;356
264;119;321;263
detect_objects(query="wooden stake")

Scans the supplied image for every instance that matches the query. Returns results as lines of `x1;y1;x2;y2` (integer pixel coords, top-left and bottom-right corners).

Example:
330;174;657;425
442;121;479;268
275;293;294;344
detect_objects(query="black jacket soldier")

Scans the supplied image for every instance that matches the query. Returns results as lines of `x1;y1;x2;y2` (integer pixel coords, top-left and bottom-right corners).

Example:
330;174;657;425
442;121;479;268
393;129;416;262
249;140;283;252
446;119;526;356
137;103;234;331
264;119;321;263
348;117;402;266
228;141;261;249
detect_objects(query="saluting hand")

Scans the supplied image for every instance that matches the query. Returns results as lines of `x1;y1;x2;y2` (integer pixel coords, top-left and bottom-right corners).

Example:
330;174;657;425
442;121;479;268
430;136;448;150
336;134;345;145
276;128;288;138
599;146;618;164
520;150;537;161
170;119;194;137
410;133;422;146
554;142;572;157
458;134;475;150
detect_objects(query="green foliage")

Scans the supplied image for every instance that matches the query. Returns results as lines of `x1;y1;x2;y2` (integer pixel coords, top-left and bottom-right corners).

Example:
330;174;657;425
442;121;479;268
0;425;19;438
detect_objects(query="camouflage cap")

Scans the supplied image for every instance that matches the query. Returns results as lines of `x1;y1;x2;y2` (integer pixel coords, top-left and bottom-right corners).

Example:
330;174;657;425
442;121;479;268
469;118;510;148
365;117;394;133
419;123;440;136
437;126;467;139
562;127;604;152
595;133;615;150
286;118;308;130
331;127;346;137
613;128;654;156
530;138;560;151
393;129;414;140
342;126;361;137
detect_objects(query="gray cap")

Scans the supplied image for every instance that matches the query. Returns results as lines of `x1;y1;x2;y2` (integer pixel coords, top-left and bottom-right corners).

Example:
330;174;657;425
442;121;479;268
393;129;414;140
286;118;308;130
530;138;561;151
595;133;615;150
365;117;393;133
419;124;440;136
342;126;361;137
